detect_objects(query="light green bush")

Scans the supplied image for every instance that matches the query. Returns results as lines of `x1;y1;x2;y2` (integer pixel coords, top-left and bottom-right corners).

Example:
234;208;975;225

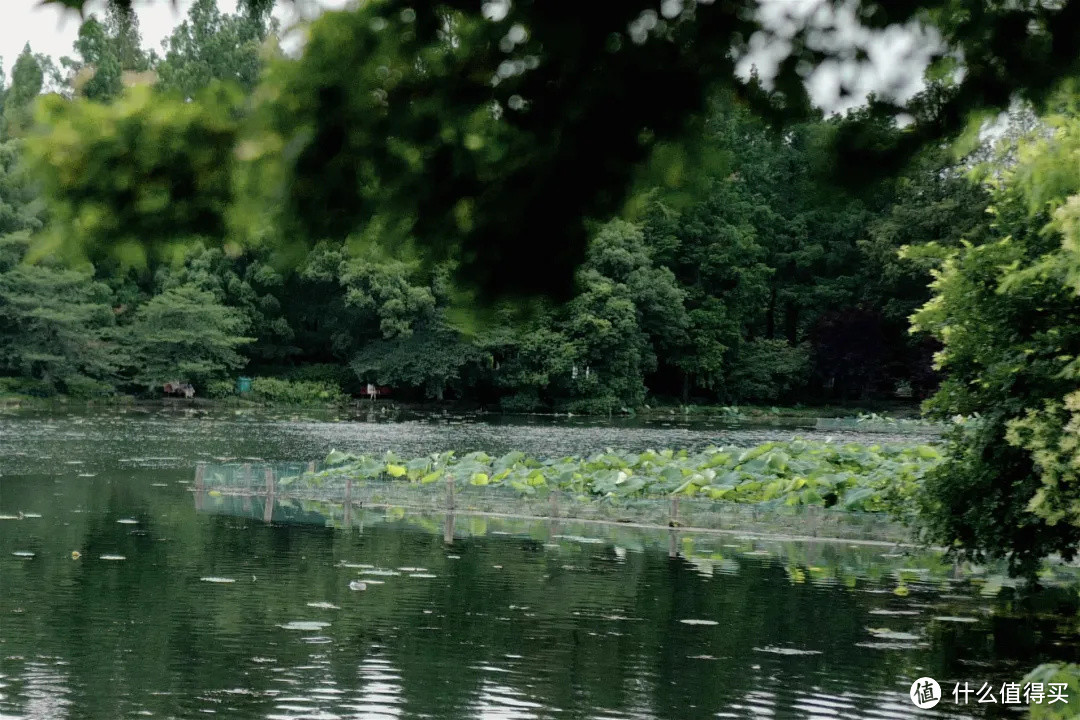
249;377;347;405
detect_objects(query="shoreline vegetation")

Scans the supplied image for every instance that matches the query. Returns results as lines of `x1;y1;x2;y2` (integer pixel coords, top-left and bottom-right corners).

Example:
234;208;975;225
0;385;925;420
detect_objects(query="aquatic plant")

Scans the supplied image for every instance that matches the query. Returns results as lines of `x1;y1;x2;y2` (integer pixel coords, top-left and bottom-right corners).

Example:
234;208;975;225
313;439;942;516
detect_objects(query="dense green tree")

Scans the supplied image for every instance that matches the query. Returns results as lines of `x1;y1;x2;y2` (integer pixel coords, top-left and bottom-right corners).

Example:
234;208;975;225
60;3;154;102
645;171;772;398
154;244;293;364
124;284;251;391
156;0;277;98
0;235;119;395
0;78;123;396
351;324;486;401
286;243;436;363
475;220;687;411
0;140;41;237
911;106;1080;576
4;46;45;136
482;319;577;411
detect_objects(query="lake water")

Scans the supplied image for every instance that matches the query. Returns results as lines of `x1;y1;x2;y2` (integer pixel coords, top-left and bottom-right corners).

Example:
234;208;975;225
1;407;1078;719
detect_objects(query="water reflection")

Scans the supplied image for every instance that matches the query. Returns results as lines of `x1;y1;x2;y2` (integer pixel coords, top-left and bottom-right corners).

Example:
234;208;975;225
3;410;1080;719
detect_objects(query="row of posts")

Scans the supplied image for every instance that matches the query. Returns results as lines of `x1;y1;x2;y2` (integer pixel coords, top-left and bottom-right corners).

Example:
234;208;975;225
192;462;686;555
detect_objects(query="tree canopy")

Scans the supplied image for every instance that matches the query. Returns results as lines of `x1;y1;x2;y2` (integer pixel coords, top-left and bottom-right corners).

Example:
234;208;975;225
24;0;1080;299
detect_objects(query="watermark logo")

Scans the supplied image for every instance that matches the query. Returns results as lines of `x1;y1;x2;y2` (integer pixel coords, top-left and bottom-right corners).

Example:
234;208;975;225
910;677;942;709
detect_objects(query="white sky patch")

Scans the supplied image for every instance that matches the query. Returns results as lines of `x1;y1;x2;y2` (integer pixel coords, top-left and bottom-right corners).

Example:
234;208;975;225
736;0;942;113
0;0;350;80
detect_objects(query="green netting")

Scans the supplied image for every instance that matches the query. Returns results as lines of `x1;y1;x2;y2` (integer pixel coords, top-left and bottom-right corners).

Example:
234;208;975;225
193;462;910;543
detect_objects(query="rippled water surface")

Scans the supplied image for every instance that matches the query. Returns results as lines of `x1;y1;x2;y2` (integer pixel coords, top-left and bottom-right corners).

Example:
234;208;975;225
1;407;1077;719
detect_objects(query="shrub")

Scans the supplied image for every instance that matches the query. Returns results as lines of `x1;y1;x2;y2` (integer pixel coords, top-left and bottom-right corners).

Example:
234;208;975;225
279;364;363;395
249;377;346;405
206;380;236;399
63;376;115;399
0;376;58;398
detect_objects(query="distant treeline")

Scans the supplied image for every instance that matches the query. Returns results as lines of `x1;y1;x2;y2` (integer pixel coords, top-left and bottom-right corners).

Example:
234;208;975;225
0;0;990;411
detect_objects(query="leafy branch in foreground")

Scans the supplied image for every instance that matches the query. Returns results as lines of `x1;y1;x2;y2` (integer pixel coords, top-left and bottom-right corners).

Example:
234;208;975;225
911;102;1080;578
27;0;1080;298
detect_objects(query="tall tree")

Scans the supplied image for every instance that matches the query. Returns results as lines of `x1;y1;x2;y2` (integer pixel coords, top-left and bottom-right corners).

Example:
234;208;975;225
3;45;44;136
61;2;153;102
156;0;277;98
0;236;120;395
124;284;252;391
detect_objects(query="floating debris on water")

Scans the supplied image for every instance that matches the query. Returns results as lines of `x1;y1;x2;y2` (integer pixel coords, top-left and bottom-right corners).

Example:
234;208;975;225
934;616;979;623
100;554;126;561
754;646;822;656
348;581;367;591
200;577;236;584
856;641;930;651
306;602;339;610
398;567;426;572
71;551;81;560
278;621;330;631
868;609;920;616
553;535;606;544
409;573;437;579
866;628;921;641
116;519;139;525
679;619;718;626
12;551;35;558
358;569;399;576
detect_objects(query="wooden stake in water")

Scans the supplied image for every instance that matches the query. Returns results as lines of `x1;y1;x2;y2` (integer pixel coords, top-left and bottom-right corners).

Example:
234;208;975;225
443;512;455;545
263;467;275;523
241;462;252;512
446;476;455;511
668;495;680;558
344;478;353;528
194;462;206;511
